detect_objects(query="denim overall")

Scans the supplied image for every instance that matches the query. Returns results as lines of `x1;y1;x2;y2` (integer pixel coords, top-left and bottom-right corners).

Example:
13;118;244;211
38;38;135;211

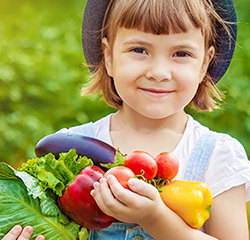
70;122;221;240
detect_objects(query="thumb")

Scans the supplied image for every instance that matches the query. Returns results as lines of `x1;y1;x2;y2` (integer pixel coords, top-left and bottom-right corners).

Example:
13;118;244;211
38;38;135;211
128;178;159;200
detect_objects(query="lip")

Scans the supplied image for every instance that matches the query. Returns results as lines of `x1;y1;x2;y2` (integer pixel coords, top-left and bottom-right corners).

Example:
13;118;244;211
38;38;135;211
139;87;174;97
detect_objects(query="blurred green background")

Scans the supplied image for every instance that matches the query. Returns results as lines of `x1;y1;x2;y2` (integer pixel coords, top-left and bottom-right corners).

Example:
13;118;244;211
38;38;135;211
1;0;250;168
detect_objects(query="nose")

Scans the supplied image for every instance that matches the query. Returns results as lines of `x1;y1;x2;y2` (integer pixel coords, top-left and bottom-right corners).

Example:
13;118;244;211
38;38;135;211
146;56;172;82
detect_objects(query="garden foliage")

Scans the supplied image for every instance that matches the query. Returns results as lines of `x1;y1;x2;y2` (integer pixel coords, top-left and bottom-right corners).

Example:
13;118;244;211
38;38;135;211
0;0;250;166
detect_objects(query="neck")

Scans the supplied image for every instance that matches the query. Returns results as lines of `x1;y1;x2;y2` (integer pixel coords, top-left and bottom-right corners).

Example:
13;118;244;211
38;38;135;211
111;106;188;135
110;106;188;156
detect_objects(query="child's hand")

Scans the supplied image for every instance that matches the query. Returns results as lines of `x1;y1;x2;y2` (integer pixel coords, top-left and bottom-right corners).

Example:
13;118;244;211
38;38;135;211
2;225;45;240
91;175;166;226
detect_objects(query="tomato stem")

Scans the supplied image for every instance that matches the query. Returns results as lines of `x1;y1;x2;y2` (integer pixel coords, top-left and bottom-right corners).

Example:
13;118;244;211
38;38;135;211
134;174;170;192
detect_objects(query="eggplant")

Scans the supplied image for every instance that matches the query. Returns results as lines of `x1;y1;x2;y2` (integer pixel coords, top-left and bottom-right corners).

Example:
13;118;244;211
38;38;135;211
35;133;116;168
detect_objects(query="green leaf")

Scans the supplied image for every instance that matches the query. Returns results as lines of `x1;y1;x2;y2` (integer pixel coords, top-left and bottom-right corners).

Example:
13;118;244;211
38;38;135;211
18;149;93;196
0;178;81;240
78;228;89;240
0;162;19;180
100;149;126;169
14;170;69;224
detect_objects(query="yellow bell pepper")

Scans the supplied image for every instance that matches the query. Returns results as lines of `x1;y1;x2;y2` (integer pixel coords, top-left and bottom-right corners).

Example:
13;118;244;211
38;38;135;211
246;201;250;232
159;180;213;229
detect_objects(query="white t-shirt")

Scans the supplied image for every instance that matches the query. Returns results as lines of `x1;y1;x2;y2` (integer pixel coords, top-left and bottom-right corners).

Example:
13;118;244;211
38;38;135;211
90;114;250;201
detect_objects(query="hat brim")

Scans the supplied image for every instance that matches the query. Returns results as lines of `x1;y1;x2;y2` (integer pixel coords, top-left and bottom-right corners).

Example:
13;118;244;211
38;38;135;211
82;0;237;83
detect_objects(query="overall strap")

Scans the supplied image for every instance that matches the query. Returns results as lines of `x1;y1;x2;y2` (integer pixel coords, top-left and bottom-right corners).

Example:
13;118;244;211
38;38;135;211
183;131;221;182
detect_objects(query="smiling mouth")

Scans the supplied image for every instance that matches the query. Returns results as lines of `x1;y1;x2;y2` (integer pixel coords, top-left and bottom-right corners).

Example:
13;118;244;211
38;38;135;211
140;88;174;96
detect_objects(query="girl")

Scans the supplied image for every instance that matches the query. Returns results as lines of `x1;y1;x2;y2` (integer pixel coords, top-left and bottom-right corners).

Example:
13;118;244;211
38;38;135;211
4;0;250;239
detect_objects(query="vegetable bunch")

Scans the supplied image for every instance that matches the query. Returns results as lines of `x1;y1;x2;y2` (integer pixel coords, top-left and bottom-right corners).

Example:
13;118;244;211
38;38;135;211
0;133;122;238
0;132;213;239
103;150;213;229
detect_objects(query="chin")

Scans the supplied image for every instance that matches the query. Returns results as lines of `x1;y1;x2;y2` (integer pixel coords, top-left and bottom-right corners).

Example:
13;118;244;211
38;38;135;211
139;107;184;120
140;111;170;120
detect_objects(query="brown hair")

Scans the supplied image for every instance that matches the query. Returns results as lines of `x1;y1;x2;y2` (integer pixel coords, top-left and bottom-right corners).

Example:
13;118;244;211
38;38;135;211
82;0;230;111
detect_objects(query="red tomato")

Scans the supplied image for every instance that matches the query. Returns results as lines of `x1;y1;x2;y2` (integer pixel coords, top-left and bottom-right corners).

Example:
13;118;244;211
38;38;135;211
124;150;157;180
155;152;179;180
104;166;135;189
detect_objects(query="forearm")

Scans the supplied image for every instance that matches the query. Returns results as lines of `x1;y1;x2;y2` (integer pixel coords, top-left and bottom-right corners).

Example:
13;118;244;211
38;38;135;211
140;205;218;240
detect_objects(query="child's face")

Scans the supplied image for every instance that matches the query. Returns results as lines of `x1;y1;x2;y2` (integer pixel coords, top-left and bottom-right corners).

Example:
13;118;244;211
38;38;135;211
103;27;214;119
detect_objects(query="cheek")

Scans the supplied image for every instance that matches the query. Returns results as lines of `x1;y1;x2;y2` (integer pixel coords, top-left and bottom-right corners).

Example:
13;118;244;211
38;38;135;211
175;69;201;96
113;76;134;100
112;62;141;89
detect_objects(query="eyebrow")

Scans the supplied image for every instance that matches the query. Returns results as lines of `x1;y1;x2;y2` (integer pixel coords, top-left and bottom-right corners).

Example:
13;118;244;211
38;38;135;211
122;39;152;47
172;44;200;51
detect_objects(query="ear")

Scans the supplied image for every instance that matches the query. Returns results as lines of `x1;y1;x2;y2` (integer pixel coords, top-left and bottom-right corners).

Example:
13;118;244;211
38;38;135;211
200;46;215;82
102;38;113;77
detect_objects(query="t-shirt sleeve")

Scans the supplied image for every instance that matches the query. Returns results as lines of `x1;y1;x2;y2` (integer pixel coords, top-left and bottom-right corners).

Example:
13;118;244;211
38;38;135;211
56;122;95;137
205;134;250;201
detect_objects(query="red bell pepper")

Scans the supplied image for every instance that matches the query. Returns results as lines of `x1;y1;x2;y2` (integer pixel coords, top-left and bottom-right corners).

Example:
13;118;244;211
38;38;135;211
58;165;114;230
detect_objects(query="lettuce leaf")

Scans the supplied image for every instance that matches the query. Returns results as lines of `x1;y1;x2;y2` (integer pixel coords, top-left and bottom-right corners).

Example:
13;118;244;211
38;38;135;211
0;150;93;239
0;163;84;239
14;169;69;224
19;149;93;196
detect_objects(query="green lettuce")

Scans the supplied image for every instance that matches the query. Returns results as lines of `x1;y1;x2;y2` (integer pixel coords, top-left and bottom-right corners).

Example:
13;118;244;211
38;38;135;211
0;150;93;239
19;149;93;196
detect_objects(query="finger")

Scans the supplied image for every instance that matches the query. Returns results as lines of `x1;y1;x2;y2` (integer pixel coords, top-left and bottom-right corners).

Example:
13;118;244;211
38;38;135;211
2;225;22;240
128;178;159;200
106;175;138;205
18;226;33;240
106;175;128;196
92;178;125;215
35;235;45;240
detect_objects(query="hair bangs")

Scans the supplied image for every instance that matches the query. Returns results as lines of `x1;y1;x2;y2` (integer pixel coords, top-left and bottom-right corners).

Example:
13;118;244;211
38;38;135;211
106;0;211;36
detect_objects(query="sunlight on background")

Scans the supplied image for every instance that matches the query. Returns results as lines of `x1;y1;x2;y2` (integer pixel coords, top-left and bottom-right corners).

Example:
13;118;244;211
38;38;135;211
0;0;250;235
1;0;249;166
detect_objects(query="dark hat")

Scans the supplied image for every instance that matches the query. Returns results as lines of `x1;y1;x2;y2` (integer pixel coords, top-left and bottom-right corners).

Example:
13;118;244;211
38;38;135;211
82;0;237;84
